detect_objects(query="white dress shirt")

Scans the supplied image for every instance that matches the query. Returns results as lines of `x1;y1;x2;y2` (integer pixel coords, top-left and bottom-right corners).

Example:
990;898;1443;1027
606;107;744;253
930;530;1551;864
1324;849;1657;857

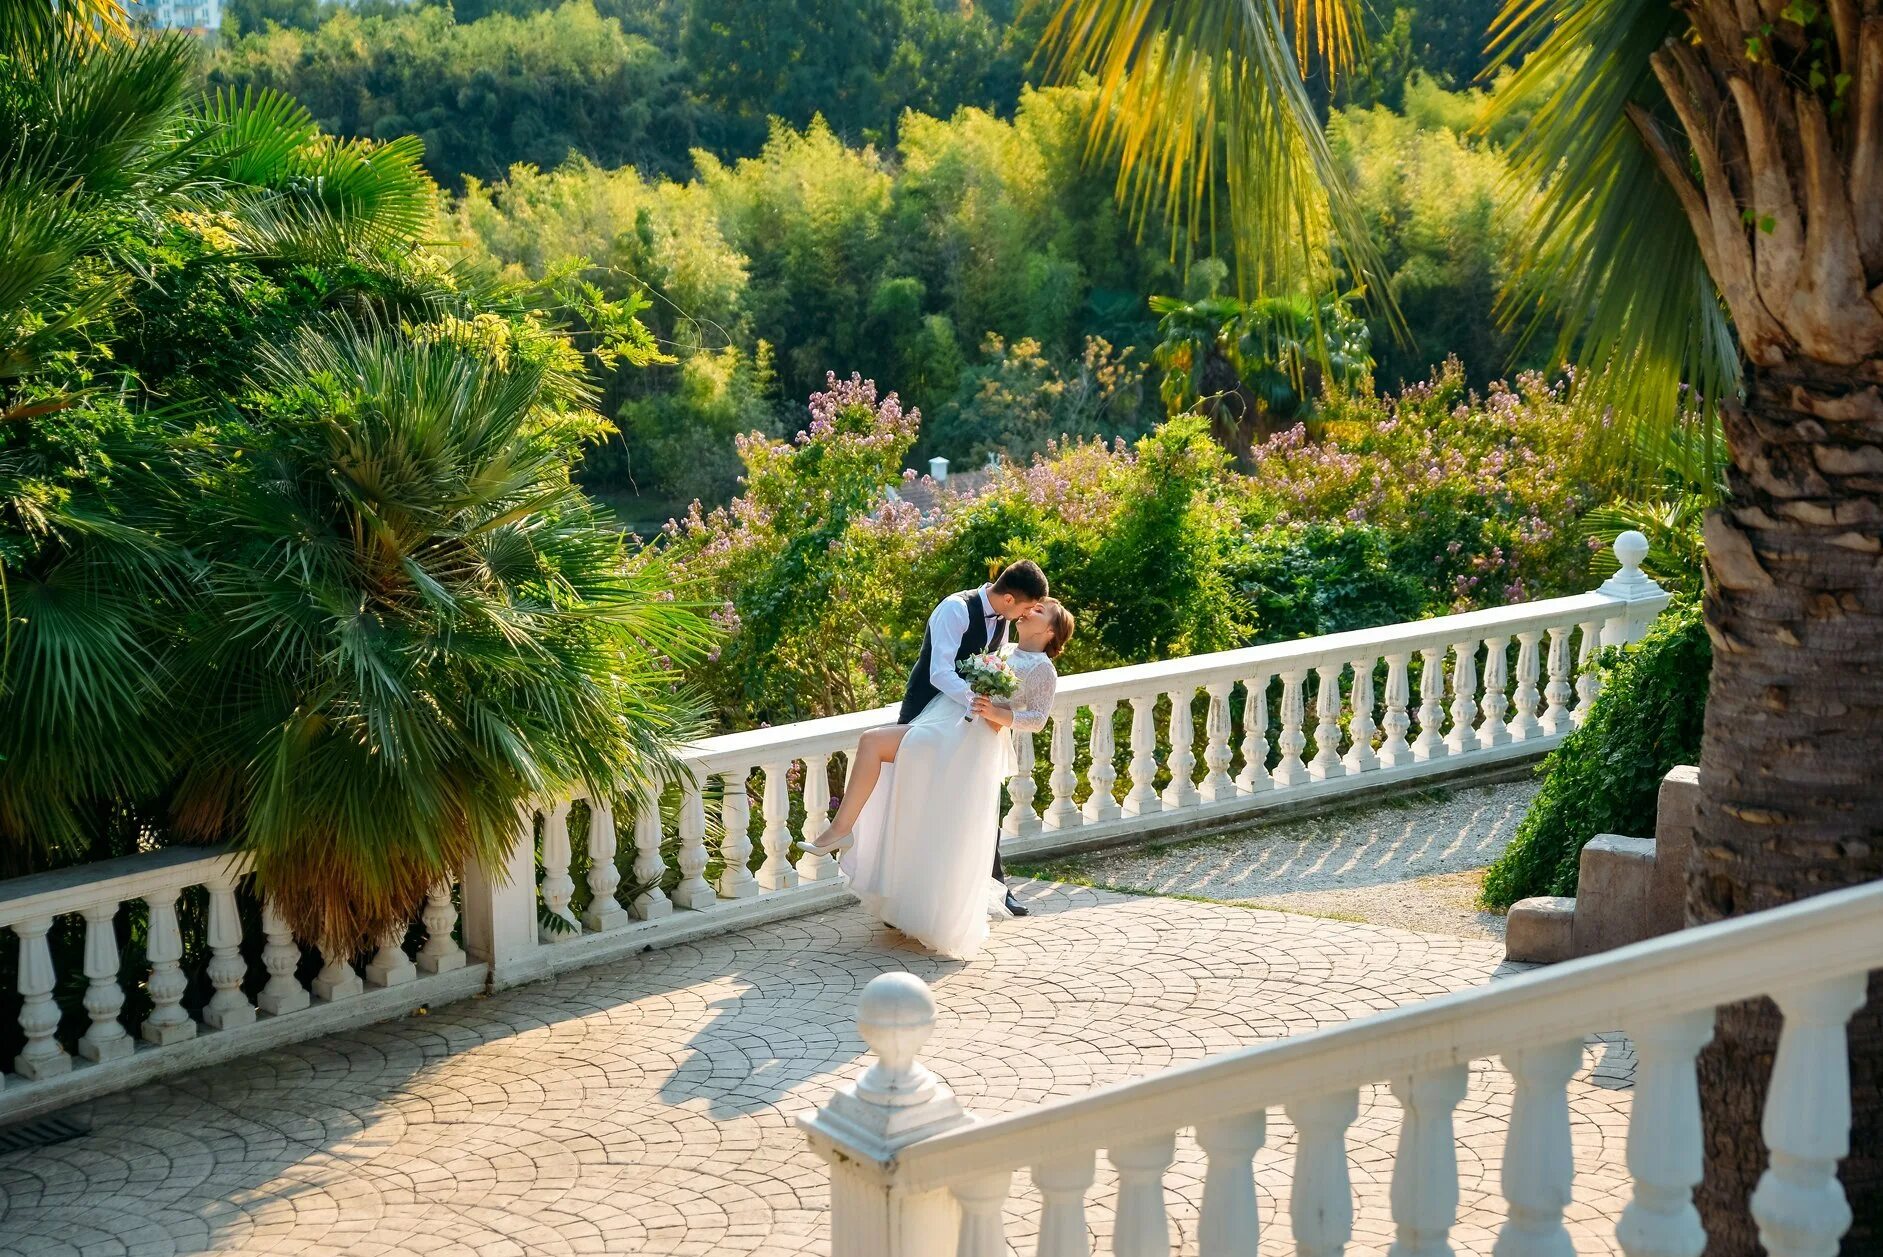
927;585;1005;710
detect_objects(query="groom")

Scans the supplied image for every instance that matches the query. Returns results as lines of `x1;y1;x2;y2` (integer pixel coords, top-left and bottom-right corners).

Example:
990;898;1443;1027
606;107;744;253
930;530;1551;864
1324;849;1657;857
898;559;1049;917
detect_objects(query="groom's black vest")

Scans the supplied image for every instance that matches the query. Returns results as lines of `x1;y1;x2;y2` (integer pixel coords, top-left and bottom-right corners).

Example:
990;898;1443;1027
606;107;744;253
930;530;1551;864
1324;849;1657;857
898;588;1008;724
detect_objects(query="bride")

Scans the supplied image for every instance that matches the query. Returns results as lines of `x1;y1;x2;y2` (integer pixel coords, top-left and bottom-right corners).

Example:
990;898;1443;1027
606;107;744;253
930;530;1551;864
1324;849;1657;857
812;598;1074;959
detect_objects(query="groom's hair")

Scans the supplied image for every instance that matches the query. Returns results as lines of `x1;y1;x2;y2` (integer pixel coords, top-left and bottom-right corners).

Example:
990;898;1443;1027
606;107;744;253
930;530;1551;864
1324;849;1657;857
990;559;1048;601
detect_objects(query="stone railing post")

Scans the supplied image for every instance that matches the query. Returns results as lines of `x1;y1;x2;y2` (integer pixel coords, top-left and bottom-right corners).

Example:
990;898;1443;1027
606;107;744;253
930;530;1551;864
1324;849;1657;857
460;802;541;987
1597;530;1668;645
800;973;977;1257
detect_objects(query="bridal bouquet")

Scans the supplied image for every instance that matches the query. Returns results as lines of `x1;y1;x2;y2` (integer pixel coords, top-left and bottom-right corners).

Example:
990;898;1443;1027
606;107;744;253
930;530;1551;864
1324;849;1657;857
956;651;1019;722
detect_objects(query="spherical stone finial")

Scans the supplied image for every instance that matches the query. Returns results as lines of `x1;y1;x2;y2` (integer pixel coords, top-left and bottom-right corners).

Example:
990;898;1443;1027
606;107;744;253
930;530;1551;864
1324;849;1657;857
1613;529;1650;573
854;972;939;1108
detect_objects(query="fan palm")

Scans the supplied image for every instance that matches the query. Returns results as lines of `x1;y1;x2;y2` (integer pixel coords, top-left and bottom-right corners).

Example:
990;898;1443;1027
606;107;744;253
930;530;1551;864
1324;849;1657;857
1042;0;1883;1246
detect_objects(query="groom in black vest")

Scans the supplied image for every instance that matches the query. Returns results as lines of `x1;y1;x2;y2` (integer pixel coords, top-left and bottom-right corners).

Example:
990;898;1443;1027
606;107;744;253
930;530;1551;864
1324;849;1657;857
898;560;1050;917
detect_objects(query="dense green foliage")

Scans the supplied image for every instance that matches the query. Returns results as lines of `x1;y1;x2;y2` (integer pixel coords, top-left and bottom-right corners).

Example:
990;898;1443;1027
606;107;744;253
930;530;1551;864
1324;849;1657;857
0;15;708;952
657;359;1619;729
1479;600;1712;911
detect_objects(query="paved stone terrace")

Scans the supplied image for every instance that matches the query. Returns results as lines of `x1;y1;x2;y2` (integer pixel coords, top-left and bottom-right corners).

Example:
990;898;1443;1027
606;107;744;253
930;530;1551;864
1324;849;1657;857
0;885;1633;1257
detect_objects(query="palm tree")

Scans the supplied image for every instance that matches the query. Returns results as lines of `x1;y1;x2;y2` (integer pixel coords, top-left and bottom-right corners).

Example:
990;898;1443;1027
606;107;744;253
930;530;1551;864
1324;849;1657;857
1040;0;1881;1249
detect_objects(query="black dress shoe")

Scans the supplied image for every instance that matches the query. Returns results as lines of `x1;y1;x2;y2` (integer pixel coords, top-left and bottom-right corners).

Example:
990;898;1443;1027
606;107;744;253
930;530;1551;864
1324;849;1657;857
1003;890;1030;917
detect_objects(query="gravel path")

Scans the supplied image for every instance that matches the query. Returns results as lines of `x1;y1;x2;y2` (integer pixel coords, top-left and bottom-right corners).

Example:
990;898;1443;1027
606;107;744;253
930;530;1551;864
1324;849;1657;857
1019;778;1541;941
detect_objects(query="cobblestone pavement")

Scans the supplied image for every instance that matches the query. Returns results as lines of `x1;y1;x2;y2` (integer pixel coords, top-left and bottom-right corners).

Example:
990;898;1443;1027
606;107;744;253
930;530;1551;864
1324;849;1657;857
1029;780;1541;940
0;883;1632;1256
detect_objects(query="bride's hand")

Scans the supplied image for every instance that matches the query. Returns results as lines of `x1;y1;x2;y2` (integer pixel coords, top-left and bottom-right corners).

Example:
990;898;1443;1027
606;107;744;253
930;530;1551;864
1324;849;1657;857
970;695;1007;725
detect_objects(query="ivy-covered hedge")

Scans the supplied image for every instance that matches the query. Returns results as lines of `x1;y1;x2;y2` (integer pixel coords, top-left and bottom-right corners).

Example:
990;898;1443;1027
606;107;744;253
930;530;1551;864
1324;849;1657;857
1479;598;1711;911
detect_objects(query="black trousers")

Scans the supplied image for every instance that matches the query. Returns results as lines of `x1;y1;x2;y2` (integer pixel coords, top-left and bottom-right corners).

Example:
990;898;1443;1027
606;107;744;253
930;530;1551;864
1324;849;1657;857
992;843;1005;882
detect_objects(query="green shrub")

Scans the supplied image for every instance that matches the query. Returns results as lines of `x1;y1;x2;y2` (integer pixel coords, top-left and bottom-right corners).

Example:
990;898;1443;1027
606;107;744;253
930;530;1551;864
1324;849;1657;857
1478;599;1710;911
1230;522;1427;640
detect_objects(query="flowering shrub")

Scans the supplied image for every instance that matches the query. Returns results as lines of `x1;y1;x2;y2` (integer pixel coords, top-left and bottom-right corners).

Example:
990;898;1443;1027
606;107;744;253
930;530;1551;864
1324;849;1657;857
1244;359;1617;609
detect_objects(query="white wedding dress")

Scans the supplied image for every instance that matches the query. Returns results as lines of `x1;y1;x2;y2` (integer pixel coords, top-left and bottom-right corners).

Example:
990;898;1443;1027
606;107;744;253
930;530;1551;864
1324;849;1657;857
840;648;1058;959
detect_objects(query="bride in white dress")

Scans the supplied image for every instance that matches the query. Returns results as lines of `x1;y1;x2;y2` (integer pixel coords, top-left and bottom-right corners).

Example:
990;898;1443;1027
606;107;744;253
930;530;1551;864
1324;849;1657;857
812;599;1074;959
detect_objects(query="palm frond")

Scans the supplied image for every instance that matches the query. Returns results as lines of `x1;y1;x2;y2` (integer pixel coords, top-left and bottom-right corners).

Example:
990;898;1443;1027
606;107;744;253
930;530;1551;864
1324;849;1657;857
1486;0;1737;473
0;0;131;56
1037;0;1397;332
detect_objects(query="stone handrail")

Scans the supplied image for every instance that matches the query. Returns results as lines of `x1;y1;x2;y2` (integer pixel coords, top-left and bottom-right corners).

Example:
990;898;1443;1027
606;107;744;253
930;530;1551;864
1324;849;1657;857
803;878;1883;1257
0;534;1669;1121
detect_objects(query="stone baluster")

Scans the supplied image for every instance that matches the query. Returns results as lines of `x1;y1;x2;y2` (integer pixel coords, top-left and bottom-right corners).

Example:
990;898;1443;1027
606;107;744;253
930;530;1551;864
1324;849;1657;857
1287;1090;1360;1257
257;895;310;1015
1198;1111;1266;1257
717;770;760;899
12;916;70;1078
77;901;133;1063
313;944;363;1002
1540;627;1574;735
674;773;718;908
1412;648;1449;761
203;873;256;1030
1044;706;1085;830
952;1171;1013;1257
630;787;673;920
538;799;580;940
366;924;417;988
1161;689;1200;810
1509;632;1544;741
757;762;798;891
1344;657;1379;773
582;796;630;930
1307;666;1347;781
1616;1008;1714;1257
1272;670;1310;787
1111;1132;1177;1257
1035;1150;1097;1257
1199;683;1237;802
1378;654;1413;767
1477;635;1512;747
1749;974;1868;1257
1573;620;1603;724
1446;641;1480;755
1237;676;1272;793
797;753;842;881
1082;700;1121;824
1002;732;1042;836
1388;1065;1470;1257
417;880;467;974
142;886;197;1044
1494;1039;1583;1257
1123;694;1163;817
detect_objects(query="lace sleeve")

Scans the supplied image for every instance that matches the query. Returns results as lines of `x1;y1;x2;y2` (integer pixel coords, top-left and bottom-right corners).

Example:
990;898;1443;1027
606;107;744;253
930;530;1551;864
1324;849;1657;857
1005;659;1058;735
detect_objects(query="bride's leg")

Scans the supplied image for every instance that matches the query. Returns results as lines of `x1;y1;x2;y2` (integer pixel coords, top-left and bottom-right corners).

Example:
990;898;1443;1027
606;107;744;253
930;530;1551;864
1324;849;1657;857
816;725;907;845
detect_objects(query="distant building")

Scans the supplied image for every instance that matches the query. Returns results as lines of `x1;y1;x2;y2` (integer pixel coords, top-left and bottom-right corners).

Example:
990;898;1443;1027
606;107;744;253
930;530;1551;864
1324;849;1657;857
127;0;223;34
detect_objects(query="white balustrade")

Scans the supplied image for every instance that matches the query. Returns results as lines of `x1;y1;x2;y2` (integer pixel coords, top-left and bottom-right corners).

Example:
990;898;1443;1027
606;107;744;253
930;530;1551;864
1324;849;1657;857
1236;676;1272;792
1082;700;1121;824
1045;706;1085;829
312;946;363;1002
1446;641;1480;755
203;873;255;1030
1378;653;1413;767
1413;647;1449;761
14;917;68;1079
1004;732;1043;835
1344;657;1379;773
673;774;718;909
417;879;468;974
1494;1039;1582;1257
366;925;417;988
1273;670;1310;786
629;787;673;920
717;771;760;899
1122;694;1161;817
538;799;580;940
1199;683;1237;802
1574;619;1603;722
758;761;798;891
798;753;842;881
1541;625;1574;735
142;887;196;1044
1161;690;1200;810
584;795;632;929
807;876;1881;1257
257;896;310;1015
1307;666;1347;781
78;902;132;1063
1477;635;1511;748
1509;632;1543;741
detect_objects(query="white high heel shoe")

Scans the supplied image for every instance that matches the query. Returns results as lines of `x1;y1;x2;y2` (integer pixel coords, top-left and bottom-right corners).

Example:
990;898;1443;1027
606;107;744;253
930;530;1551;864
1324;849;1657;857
810;830;854;855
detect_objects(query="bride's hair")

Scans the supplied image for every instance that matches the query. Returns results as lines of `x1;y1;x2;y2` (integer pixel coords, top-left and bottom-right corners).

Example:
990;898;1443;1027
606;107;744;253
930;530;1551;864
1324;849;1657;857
1037;598;1075;659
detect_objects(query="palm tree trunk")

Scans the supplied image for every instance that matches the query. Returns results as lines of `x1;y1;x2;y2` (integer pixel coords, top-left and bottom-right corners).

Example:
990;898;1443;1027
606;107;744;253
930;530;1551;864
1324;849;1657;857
1691;358;1883;1255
